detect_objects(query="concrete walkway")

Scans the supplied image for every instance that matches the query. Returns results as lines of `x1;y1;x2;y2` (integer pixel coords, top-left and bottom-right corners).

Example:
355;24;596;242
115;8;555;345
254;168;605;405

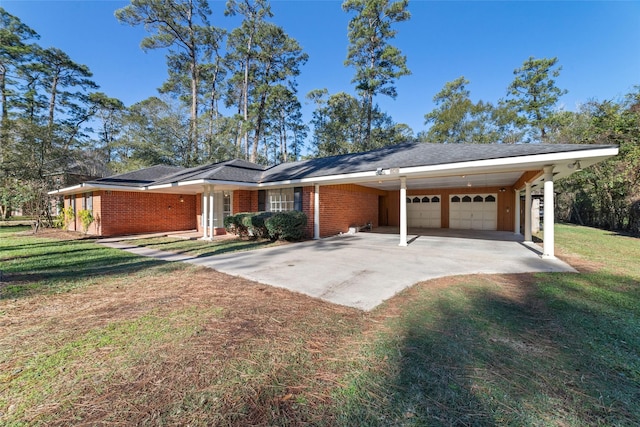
99;230;577;311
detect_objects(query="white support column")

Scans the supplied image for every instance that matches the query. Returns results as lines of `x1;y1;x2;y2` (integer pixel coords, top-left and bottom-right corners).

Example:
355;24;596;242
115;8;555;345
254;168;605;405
201;187;209;240
313;184;320;240
208;185;215;240
524;182;532;242
399;177;407;247
514;189;521;235
542;165;555;259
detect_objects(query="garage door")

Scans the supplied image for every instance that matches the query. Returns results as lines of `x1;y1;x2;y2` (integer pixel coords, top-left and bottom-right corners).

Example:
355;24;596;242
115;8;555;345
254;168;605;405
449;194;497;230
407;195;441;228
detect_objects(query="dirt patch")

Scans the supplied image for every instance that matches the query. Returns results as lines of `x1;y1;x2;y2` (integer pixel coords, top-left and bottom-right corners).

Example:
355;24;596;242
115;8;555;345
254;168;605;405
15;228;90;241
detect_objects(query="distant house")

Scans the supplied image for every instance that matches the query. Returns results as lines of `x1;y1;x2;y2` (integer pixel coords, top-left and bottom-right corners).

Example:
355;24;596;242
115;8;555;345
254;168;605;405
49;141;618;258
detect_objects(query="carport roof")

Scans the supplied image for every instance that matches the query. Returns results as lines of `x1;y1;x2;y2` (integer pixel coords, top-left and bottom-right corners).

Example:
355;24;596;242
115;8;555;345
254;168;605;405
259;142;615;181
49;142;618;194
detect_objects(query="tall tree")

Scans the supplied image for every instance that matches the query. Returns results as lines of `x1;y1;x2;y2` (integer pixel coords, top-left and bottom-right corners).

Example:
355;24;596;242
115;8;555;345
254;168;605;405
115;96;189;171
116;0;216;165
424;76;479;143
88;92;126;165
422;76;520;144
263;84;306;163
343;0;410;150
249;22;307;162
225;0;272;161
0;8;39;159
555;90;640;232
308;89;412;156
506;56;567;142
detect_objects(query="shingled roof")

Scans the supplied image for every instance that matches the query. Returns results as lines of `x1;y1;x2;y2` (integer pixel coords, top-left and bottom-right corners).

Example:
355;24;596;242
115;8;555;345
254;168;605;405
88;165;185;187
259;142;615;182
69;142;617;190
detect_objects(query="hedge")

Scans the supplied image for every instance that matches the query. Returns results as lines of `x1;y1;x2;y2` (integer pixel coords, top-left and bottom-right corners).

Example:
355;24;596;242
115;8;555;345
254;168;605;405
265;211;307;241
224;212;272;239
225;211;307;241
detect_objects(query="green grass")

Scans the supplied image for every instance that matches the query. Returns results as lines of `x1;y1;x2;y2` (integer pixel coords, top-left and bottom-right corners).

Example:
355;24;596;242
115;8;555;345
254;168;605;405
124;236;281;257
0;229;175;299
330;223;640;426
1;223;638;425
3;307;222;423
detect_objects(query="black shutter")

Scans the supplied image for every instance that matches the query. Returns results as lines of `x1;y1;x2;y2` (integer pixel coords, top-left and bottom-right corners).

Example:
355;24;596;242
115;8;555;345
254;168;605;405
294;187;302;211
258;190;266;211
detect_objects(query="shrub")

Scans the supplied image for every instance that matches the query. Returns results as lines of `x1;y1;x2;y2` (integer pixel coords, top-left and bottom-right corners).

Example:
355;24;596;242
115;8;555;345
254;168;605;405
225;212;273;239
77;209;94;234
56;206;75;229
265;211;308;241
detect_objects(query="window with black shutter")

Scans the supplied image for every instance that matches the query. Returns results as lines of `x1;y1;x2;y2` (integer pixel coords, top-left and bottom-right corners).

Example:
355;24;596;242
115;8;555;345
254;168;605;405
294;187;302;211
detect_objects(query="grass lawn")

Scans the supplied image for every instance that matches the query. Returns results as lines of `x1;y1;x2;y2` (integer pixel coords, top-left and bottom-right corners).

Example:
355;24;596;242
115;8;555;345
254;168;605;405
124;235;282;257
1;224;638;425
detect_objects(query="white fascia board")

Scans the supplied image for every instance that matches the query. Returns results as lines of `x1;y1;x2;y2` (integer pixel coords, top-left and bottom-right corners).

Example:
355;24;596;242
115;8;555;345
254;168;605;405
48;183;148;195
257;170;380;188
47;184;83;195
397;147;619;177
148;179;261;190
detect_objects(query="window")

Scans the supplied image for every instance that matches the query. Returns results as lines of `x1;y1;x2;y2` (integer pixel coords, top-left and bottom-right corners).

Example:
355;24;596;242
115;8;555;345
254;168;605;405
451;196;460;203
82;192;93;212
268;188;295;212
422;197;430;203
223;192;231;219
432;196;440;203
473;195;484;202
412;197;420;203
407;198;412;203
485;195;496;202
462;196;472;202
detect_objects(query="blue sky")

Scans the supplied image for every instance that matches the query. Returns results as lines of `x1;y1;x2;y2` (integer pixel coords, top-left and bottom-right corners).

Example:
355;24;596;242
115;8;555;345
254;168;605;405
2;0;639;139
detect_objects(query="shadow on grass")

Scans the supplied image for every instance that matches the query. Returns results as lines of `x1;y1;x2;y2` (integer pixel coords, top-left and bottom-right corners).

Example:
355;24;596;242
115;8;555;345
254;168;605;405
0;238;171;300
129;238;277;258
333;272;640;426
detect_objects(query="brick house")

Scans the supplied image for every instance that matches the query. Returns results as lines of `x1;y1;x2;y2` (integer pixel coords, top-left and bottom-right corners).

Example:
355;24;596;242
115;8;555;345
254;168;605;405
49;141;617;258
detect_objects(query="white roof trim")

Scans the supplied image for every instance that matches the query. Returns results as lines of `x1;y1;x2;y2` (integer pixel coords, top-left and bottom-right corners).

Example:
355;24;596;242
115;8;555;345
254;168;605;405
48;183;148;195
49;146;619;194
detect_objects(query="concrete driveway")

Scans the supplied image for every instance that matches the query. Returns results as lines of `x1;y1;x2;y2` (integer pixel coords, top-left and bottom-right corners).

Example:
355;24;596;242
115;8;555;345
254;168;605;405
103;230;576;311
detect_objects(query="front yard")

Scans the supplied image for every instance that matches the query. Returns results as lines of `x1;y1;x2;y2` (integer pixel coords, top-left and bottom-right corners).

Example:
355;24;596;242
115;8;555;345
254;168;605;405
1;224;638;425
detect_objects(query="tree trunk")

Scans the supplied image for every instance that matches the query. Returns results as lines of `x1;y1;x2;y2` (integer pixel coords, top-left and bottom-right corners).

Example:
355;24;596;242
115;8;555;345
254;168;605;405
0;64;6;161
244;34;253;161
190;56;199;166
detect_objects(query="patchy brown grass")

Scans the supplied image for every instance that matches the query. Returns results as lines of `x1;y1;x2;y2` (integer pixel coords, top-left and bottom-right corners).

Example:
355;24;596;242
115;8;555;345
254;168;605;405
2;224;638;426
1;260;368;425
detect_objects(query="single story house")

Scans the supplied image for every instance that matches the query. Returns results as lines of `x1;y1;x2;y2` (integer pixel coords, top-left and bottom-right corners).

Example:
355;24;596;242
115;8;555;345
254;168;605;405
49;141;618;258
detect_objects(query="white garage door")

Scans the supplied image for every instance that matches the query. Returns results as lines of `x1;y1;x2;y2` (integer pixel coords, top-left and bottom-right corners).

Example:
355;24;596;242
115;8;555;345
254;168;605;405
449;194;497;230
407;195;441;228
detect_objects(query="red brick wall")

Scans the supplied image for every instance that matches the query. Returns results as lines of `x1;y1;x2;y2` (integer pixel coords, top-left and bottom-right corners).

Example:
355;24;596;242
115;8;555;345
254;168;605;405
302;186;314;238
231;185;381;239
317;184;382;237
97;191;196;236
233;190;257;213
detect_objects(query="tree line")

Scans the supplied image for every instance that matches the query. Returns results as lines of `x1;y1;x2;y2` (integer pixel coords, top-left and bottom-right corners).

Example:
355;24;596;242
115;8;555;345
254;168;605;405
1;1;638;234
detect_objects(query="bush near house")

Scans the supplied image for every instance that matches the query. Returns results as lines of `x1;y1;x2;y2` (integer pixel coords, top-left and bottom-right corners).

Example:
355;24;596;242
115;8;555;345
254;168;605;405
77;209;94;234
225;211;307;241
224;212;271;239
265;211;307;241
